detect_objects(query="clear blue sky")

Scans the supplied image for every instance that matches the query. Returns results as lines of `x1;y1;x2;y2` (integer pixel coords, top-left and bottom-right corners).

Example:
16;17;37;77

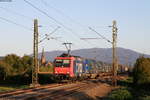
0;0;150;56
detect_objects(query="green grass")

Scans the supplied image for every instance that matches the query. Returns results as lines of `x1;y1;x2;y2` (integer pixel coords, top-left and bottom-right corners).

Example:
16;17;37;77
0;86;15;92
0;85;29;92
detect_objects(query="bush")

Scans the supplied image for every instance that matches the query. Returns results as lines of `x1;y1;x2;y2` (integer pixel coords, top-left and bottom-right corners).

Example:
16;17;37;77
0;60;12;80
133;57;150;85
39;65;53;73
117;77;133;87
38;74;56;84
108;88;133;100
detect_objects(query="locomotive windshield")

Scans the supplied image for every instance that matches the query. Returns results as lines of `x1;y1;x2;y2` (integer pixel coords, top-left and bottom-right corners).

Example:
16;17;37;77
55;59;70;67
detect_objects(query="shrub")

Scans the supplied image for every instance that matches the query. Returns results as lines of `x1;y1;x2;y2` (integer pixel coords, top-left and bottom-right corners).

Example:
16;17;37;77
133;57;150;85
108;88;133;100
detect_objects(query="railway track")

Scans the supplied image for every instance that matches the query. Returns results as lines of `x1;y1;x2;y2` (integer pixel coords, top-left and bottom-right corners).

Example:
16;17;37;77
25;82;88;100
0;75;127;100
0;80;101;100
0;83;65;99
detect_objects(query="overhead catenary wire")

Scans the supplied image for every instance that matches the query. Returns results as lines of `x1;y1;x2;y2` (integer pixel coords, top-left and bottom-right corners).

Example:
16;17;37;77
39;0;101;42
0;15;48;40
39;0;86;29
39;0;110;48
80;37;102;47
0;6;61;33
23;0;80;37
24;0;106;49
39;0;111;37
0;16;32;31
39;26;60;43
0;7;33;21
23;0;91;46
80;38;102;40
24;0;61;26
89;27;112;44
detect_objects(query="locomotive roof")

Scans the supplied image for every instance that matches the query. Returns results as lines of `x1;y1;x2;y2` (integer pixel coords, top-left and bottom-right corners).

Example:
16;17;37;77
58;53;81;58
58;53;96;61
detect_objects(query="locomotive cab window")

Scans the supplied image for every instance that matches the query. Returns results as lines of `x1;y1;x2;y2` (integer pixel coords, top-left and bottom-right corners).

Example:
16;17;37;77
55;59;63;67
63;60;70;67
55;59;70;67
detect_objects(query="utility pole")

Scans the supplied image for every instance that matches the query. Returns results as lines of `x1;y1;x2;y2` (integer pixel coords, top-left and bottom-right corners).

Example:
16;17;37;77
30;19;40;87
112;20;118;86
62;43;72;56
87;21;118;86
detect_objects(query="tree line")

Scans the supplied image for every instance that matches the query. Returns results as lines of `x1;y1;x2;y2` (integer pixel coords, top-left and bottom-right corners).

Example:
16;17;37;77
0;54;150;86
0;54;33;84
133;56;150;85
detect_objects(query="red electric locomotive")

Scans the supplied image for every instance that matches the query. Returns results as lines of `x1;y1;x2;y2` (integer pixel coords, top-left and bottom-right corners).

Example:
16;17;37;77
53;53;100;80
54;56;75;78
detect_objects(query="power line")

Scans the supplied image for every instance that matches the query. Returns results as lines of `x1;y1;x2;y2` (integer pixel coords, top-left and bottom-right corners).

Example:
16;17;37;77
39;26;60;43
39;0;100;44
51;37;66;43
24;0;79;36
24;0;104;49
39;0;86;28
89;27;112;44
0;7;33;21
39;0;111;40
24;0;82;44
23;0;91;45
0;7;61;33
80;38;102;40
0;16;32;31
24;0;62;25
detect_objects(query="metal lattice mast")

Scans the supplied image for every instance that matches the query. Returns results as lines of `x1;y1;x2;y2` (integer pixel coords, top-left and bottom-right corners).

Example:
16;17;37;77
31;19;39;87
112;20;118;86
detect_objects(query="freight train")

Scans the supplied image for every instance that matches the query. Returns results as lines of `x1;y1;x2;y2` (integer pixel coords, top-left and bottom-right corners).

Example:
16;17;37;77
53;53;100;80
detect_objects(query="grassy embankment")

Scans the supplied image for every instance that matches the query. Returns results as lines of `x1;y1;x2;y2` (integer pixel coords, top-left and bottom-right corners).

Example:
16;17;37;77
0;85;29;92
106;77;150;100
0;66;54;92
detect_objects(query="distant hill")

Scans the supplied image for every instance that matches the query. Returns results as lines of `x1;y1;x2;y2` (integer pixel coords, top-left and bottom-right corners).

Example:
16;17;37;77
38;47;150;65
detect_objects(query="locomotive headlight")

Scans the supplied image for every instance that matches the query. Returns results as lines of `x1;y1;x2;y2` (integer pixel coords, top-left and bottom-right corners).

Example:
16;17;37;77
55;71;58;73
67;72;70;74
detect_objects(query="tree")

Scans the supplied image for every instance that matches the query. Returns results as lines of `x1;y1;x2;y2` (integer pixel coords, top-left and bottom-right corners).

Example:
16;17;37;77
3;54;33;76
3;54;22;75
20;55;33;76
133;57;150;85
0;60;12;80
